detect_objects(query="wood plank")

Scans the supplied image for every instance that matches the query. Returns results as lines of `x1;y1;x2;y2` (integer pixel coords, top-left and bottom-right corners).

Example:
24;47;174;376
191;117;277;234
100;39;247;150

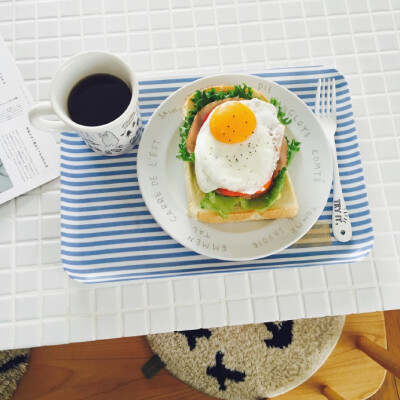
273;312;387;400
323;386;346;400
370;373;399;400
12;311;398;400
12;336;211;400
385;311;400;398
357;336;400;377
370;310;400;400
385;310;400;400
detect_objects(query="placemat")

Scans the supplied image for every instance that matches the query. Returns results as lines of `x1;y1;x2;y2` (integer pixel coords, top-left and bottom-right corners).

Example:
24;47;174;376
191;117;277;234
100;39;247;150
60;66;374;283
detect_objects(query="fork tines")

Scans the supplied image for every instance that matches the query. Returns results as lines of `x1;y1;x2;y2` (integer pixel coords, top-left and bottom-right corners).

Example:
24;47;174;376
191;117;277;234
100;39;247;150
315;78;336;117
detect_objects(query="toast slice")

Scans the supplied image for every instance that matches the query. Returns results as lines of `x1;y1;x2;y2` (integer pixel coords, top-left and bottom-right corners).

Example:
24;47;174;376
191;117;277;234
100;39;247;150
181;84;299;223
184;162;299;223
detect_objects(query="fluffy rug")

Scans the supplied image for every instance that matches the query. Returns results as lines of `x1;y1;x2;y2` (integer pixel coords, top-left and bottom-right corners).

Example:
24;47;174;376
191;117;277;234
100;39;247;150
147;316;345;399
0;349;30;400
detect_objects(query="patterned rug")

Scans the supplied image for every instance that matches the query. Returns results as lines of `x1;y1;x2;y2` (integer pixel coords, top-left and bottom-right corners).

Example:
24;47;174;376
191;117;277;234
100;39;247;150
0;349;30;400
147;316;345;400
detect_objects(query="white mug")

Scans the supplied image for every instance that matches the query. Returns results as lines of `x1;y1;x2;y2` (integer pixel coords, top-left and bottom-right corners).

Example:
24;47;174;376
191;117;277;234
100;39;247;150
28;51;143;156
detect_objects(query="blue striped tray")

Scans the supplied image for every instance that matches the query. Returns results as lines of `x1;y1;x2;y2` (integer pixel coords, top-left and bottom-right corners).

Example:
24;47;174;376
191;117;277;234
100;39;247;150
60;66;374;283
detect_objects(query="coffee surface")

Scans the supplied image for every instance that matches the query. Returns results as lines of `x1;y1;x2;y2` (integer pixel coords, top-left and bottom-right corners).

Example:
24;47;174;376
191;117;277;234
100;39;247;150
68;73;132;126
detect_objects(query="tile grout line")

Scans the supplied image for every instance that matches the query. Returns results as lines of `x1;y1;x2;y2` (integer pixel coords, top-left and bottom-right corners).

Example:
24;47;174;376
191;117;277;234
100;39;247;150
244;271;255;323
116;285;123;338
38;188;44;345
78;0;85;52
233;0;246;71
167;0;179;76
143;280;150;334
271;270;280;321
6;7;400;23
101;0;107;51
218;274;228;326
254;0;270;69
119;0;131;341
145;0;156;77
34;0;43;348
295;267;307;319
9;41;400;63
321;0;364;316
123;0;131;69
277;1;293;68
320;266;333;316
211;0;223;73
346;262;360;313
31;3;44;345
9;31;400;46
299;0;314;66
188;0;202;76
9;0;17;350
194;277;203;328
168;279;176;332
58;0;71;345
90;286;96;341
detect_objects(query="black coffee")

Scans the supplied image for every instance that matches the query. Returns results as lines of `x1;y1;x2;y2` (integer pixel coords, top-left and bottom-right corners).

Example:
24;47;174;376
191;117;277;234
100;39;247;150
67;73;132;126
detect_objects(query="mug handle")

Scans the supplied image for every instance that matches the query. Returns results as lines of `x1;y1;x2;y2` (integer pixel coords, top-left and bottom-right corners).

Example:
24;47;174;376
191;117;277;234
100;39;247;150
28;101;71;133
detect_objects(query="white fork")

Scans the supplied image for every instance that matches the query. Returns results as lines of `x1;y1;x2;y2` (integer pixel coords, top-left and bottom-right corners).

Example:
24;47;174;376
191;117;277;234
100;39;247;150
315;78;352;243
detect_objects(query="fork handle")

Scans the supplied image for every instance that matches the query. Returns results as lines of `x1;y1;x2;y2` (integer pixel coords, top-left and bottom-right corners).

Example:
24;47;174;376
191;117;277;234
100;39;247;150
332;147;352;243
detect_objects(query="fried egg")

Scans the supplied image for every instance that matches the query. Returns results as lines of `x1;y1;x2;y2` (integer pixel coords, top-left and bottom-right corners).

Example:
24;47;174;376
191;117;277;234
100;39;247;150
194;98;285;195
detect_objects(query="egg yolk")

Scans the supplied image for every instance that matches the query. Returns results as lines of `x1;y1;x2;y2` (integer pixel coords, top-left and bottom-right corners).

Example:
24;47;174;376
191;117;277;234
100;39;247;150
209;102;257;144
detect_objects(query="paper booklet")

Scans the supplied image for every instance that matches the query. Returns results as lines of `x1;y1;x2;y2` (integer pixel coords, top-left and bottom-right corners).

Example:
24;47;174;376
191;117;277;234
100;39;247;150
0;35;59;206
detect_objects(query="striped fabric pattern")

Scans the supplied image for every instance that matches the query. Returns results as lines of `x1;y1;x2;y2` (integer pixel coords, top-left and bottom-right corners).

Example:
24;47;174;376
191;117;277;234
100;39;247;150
60;66;373;283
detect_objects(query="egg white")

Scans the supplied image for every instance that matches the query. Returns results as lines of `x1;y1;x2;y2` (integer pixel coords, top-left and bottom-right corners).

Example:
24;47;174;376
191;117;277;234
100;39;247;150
194;98;285;195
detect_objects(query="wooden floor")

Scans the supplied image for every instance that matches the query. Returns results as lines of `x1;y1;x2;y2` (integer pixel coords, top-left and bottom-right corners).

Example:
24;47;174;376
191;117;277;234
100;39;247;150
12;310;400;400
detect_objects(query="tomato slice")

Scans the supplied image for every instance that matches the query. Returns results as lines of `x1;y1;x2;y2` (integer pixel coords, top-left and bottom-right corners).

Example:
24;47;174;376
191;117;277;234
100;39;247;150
215;188;247;197
216;178;273;198
203;110;212;123
253;178;273;195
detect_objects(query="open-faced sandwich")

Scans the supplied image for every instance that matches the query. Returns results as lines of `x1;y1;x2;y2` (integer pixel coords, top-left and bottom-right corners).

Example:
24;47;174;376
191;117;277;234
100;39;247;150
177;84;301;223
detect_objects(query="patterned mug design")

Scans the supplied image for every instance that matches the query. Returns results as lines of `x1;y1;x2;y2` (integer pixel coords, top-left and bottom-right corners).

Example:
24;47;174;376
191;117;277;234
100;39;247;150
28;51;142;156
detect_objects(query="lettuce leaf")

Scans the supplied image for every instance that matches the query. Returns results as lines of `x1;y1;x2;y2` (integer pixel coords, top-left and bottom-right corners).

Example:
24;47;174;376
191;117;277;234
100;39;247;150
200;168;287;218
269;98;292;125
200;191;241;219
240;168;287;211
286;138;301;166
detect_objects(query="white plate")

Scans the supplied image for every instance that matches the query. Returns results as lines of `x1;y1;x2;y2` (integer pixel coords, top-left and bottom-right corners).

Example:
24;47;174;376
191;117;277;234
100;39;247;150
137;74;333;261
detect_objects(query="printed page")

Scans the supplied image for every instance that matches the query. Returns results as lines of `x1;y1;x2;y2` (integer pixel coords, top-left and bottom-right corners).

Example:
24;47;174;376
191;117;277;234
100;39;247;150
0;35;59;205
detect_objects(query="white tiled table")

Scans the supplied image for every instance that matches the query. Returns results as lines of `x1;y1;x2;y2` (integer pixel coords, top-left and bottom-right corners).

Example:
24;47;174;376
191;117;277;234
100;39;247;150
0;0;399;350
